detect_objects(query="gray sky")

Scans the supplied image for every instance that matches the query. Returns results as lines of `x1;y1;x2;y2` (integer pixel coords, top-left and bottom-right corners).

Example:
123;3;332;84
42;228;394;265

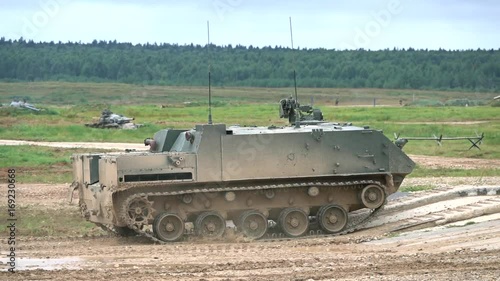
1;0;499;50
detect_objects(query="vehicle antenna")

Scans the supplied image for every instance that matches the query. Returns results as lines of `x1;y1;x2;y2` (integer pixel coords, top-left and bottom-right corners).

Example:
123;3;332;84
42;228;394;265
207;20;213;125
289;17;298;104
289;17;300;128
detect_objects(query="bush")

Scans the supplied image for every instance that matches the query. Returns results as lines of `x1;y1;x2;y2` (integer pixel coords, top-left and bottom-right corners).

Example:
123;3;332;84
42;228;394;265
444;99;487;106
407;99;444;107
408;98;489;107
184;100;228;107
0;107;58;116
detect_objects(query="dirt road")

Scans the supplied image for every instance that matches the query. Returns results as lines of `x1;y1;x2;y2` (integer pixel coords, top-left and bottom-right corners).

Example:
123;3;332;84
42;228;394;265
4;220;500;281
1;178;499;280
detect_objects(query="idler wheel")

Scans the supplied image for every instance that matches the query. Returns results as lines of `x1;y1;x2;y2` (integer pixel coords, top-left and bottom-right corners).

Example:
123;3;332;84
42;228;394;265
153;213;185;242
237;210;268;240
317;204;348;233
278;208;309;238
195;211;226;238
361;184;385;209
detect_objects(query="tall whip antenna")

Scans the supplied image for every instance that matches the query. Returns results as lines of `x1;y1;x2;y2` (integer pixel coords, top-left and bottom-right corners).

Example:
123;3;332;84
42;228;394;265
289;17;298;104
207;20;213;125
289;17;301;128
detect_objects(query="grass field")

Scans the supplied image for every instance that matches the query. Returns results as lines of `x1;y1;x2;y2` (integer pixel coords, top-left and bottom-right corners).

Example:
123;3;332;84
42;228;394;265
1;81;498;106
1;104;498;154
1;82;499;183
0;204;97;237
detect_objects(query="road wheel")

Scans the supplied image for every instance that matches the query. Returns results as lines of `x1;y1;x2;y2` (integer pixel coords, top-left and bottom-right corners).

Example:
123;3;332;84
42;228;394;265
361;185;386;209
195;211;226;239
238;210;268;240
317;204;348;233
153;213;185;242
278;208;309;238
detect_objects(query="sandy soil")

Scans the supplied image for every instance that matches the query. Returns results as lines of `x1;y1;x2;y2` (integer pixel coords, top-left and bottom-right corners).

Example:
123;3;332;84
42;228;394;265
3;222;499;281
1;178;499;280
409;154;500;170
1;140;499;280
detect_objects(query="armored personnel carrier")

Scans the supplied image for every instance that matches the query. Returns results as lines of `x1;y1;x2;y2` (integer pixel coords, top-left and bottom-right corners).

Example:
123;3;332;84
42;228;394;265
85;109;140;129
70;106;415;242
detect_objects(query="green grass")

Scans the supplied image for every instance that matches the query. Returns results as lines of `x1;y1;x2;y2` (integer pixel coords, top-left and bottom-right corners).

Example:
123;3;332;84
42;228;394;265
1;104;498;158
0;204;100;237
386;232;401;238
1;81;498;106
0;103;287;142
0;145;71;167
1;82;497;237
399;185;436;192
1;82;499;183
328;106;499;122
446;221;476;228
0;146;114;183
410;166;499;178
18;172;73;184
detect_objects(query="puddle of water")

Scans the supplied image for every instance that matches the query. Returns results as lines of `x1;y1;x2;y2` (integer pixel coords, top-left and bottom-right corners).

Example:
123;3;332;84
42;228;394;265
0;257;81;271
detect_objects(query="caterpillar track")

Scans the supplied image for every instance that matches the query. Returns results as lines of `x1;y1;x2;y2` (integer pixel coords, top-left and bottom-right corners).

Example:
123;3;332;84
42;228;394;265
72;121;416;244
105;180;386;244
89;184;500;244
23;184;499;244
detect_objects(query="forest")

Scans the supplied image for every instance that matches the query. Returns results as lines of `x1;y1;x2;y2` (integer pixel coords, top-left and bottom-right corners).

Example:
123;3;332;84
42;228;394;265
0;38;499;92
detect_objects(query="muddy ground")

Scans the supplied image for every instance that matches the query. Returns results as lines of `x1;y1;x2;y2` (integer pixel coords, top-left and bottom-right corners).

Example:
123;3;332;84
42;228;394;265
1;176;499;280
0;141;499;280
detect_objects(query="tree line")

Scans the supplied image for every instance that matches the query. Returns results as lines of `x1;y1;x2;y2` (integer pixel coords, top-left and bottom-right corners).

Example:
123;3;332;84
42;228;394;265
0;37;499;92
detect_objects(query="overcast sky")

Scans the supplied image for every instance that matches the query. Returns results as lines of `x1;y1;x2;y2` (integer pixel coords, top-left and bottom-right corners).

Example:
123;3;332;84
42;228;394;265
1;0;499;50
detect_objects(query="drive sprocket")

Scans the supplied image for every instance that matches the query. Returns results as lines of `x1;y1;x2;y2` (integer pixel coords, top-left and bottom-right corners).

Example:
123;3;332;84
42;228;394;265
121;196;155;227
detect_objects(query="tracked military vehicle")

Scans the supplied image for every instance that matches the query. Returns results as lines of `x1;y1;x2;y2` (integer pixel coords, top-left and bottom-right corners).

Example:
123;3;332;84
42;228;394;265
70;105;415;242
85;109;140;129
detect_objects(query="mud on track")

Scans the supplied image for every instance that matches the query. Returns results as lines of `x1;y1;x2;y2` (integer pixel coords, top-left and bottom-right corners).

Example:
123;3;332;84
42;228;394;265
1;177;500;280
